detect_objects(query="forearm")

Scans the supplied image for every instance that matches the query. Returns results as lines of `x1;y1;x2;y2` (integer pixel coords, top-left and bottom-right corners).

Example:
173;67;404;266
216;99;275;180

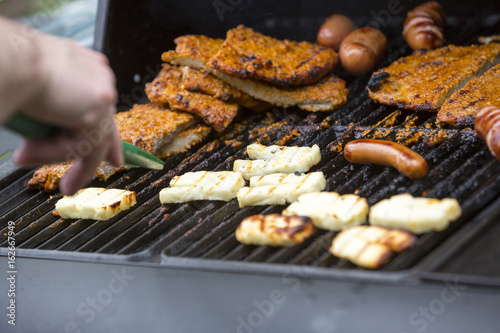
0;17;46;124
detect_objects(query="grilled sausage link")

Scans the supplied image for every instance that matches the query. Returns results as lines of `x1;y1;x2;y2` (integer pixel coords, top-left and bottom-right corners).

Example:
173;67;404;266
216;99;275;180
344;139;428;179
403;1;446;50
475;106;500;161
339;27;387;76
317;14;356;50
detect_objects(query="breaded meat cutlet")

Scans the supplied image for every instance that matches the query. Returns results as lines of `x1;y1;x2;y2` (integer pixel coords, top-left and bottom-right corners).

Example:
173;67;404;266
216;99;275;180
208;25;338;86
438;64;500;127
163;35;348;112
145;64;238;133
181;66;270;112
367;43;500;111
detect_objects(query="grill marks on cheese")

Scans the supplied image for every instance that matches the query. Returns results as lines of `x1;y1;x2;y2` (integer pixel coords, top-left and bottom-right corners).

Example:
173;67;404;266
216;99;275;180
159;171;245;203
367;43;500;112
329;226;416;269
233;144;321;179
54;188;137;221
283;192;368;231
369;193;462;234
235;214;316;247
237;172;327;208
162;34;348;112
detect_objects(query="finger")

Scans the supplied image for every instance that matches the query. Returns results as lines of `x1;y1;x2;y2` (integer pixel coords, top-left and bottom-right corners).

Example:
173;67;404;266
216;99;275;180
106;122;124;168
59;136;110;195
59;159;95;196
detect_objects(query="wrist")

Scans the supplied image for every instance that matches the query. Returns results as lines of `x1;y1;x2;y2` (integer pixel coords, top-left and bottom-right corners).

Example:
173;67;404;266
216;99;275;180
0;18;48;123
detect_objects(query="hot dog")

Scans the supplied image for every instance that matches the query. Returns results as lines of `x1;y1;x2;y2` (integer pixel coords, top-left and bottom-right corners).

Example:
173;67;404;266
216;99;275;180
339;27;387;76
317;14;356;50
403;1;446;50
475;106;500;161
344;139;428;179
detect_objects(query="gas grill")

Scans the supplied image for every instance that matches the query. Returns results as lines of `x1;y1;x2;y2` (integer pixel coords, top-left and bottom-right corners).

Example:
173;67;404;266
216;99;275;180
1;0;500;332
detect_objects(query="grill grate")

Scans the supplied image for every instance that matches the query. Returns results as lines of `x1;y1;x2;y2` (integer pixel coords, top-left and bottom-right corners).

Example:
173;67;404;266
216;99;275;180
1;17;500;272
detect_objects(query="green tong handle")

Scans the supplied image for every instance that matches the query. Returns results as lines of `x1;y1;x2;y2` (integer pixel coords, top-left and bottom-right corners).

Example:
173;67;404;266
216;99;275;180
5;114;61;138
4;114;164;170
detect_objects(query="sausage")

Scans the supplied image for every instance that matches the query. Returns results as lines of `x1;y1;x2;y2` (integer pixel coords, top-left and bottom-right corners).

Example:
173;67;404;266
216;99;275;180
317;14;356;50
403;1;446;50
344;139;428;179
339;27;387;76
474;106;500;161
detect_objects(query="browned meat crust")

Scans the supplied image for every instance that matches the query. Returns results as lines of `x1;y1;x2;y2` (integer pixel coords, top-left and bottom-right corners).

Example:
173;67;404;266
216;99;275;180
437;64;500;127
145;64;239;133
181;66;271;112
163;35;348;112
367;44;500;111
28;104;209;192
115;103;197;154
207;25;337;87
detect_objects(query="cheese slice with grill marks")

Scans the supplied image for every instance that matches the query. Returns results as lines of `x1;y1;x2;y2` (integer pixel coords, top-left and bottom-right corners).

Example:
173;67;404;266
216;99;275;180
329;225;416;269
369;193;462;234
234;144;321;179
283;191;368;231
160;171;245;203
236;172;326;208
55;188;137;221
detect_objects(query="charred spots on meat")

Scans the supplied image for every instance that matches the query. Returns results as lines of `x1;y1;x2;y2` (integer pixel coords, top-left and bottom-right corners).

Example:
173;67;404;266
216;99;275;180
367;71;390;92
455;115;475;127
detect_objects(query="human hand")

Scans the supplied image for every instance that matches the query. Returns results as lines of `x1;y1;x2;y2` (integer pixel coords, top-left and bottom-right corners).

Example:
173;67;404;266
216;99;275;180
12;32;123;195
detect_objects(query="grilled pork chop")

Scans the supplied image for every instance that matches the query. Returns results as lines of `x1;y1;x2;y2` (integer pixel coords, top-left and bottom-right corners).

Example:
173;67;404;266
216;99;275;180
437;64;500;126
367;43;500;111
208;25;338;87
181;66;270;112
28;104;210;192
145;64;238;133
163;35;348;112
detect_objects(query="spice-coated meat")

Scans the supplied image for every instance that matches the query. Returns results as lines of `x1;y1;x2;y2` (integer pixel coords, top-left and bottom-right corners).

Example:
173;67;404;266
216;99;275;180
181;66;270;112
163;35;348;112
438;64;500;126
367;43;500;111
145;64;238;133
208;25;338;87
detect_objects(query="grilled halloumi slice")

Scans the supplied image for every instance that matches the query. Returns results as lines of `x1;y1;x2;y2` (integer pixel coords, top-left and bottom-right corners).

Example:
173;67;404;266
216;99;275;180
237;172;326;208
329;225;416;269
234;144;321;179
369;193;462;234
54;188;137;221
283;192;368;231
235;214;316;247
160;171;245;203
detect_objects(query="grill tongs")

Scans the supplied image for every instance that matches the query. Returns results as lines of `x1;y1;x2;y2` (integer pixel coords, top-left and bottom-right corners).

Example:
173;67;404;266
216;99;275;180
4;113;164;170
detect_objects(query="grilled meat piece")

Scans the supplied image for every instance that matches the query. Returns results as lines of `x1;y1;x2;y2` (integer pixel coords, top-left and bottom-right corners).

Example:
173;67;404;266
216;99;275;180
115;103;198;156
181;66;270;112
208;25;338;87
438;64;500;126
163;35;348;112
367;43;500;111
146;64;238;133
28;104;209;192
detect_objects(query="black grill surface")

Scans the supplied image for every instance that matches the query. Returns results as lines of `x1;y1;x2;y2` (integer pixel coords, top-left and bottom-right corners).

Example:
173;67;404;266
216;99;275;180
1;15;500;276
